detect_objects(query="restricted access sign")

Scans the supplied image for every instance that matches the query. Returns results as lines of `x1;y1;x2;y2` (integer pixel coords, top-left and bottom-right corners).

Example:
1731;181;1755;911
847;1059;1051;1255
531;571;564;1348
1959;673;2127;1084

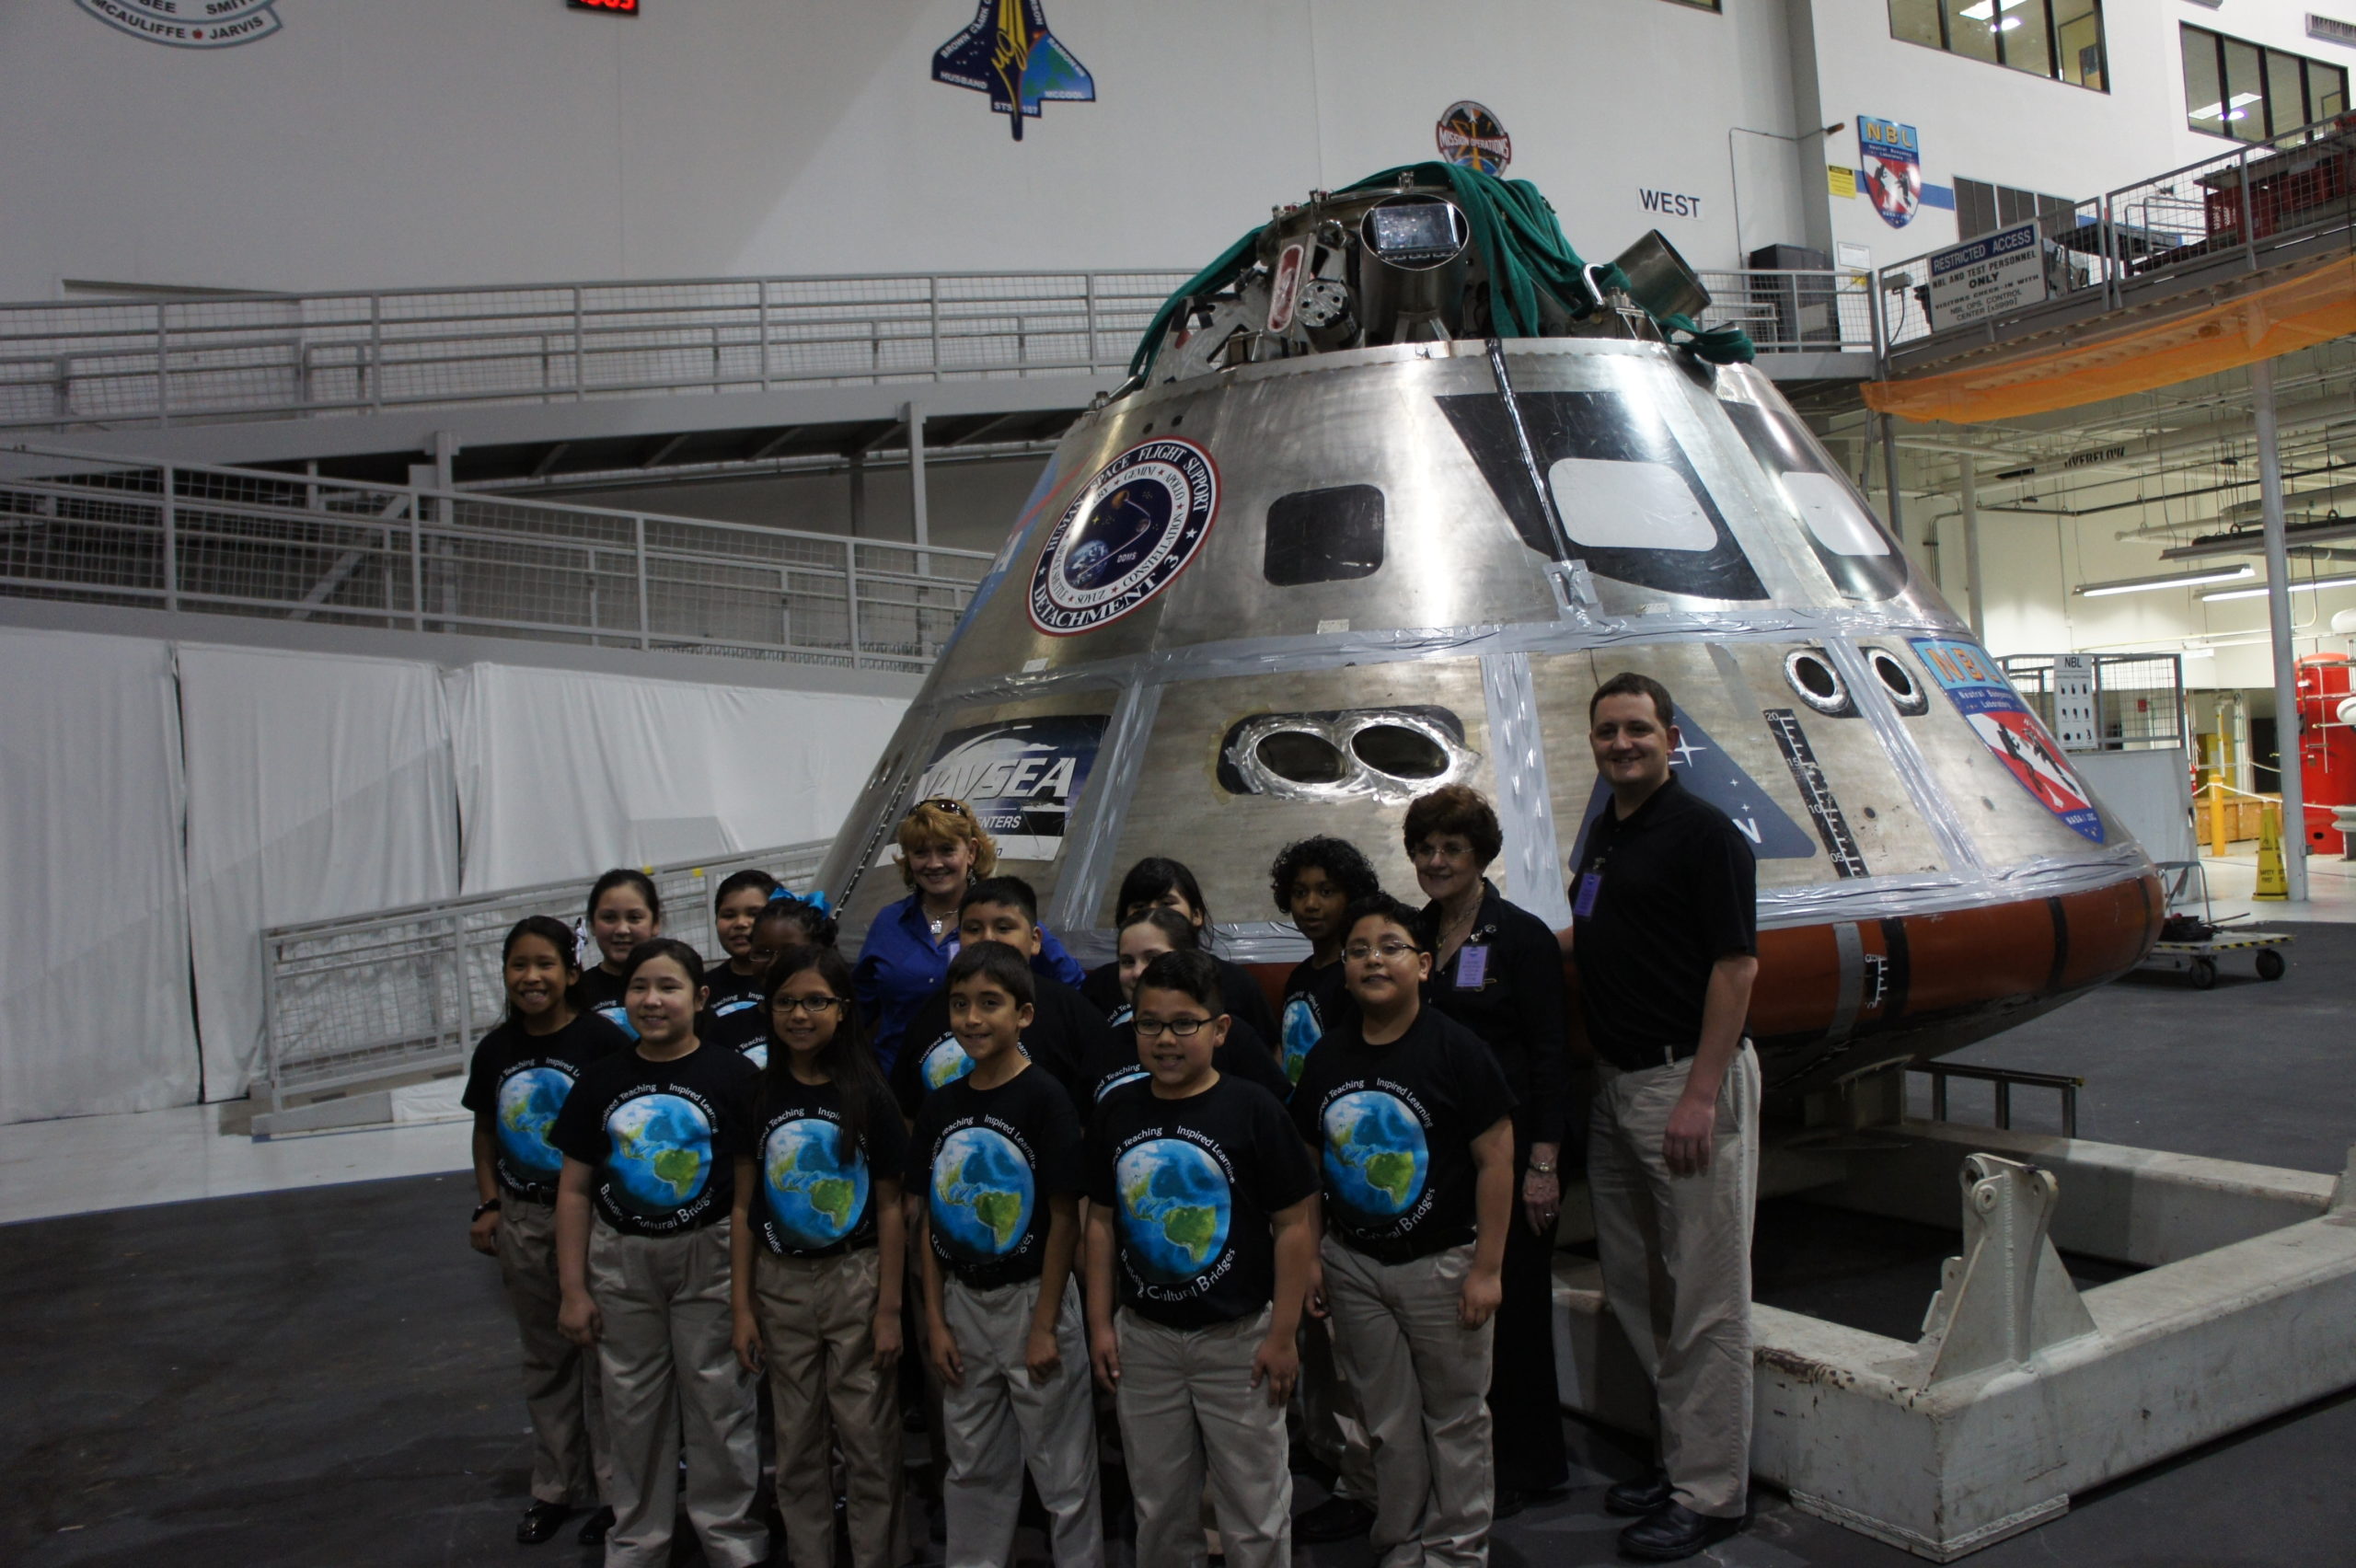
1926;222;2046;330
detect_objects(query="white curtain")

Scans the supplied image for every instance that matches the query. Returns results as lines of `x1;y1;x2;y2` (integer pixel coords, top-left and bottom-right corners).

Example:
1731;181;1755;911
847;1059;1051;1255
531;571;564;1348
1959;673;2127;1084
0;628;201;1123
177;645;460;1101
448;663;907;894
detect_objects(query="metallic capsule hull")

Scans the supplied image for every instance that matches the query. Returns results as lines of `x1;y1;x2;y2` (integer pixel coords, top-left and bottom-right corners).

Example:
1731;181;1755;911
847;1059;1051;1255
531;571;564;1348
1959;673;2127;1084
818;338;2160;1101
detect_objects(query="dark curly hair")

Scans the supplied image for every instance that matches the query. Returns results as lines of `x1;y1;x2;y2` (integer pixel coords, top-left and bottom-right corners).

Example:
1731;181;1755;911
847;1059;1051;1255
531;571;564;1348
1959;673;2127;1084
1268;836;1381;914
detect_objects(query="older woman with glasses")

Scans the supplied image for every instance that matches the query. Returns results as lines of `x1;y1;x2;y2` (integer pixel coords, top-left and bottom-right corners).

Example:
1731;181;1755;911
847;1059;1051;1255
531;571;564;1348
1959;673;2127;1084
1403;784;1573;1518
850;796;1086;1076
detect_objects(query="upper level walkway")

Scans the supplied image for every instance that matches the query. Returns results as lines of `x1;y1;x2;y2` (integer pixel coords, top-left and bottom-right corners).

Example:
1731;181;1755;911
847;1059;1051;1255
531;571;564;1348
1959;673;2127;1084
0;266;1878;481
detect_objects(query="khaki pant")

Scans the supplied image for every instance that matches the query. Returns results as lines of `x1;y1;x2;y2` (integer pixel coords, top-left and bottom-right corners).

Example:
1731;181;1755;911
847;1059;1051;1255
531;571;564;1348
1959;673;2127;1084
1588;1043;1761;1520
1292;1316;1375;1502
495;1196;612;1505
587;1218;765;1568
939;1274;1103;1568
1114;1307;1290;1568
1320;1239;1494;1568
753;1246;903;1568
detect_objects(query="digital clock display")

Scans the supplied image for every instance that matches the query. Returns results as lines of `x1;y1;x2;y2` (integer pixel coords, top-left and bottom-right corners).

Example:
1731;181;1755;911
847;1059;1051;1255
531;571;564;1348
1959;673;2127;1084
567;0;638;13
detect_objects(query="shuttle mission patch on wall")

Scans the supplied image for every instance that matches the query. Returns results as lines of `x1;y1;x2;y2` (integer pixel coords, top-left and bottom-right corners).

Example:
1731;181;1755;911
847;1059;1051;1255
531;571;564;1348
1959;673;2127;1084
931;0;1095;142
901;715;1109;861
1437;101;1511;175
1911;639;2104;842
76;0;281;46
1029;439;1218;635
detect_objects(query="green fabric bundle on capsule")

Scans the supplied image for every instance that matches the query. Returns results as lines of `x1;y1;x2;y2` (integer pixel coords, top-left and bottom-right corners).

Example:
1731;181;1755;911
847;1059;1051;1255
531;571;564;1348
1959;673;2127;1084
1127;162;1755;381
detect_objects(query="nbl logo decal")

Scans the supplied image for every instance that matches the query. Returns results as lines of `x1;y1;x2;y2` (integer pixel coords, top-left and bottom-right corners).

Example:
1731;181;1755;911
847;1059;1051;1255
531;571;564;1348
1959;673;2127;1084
1028;438;1218;636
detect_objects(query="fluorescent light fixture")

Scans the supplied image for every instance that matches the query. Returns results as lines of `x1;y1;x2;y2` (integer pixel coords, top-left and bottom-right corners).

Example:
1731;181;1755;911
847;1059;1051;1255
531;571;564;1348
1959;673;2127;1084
2200;573;2356;602
2074;564;2255;596
2193;93;2265;121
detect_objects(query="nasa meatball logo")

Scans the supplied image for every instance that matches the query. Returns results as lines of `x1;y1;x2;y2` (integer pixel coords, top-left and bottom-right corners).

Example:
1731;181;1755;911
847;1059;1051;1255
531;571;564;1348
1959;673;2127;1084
1028;439;1218;635
76;0;283;47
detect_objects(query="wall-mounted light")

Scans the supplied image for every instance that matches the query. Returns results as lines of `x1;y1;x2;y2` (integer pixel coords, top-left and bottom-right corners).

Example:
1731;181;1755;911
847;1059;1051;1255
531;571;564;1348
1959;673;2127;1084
2073;564;2254;597
2200;573;2356;603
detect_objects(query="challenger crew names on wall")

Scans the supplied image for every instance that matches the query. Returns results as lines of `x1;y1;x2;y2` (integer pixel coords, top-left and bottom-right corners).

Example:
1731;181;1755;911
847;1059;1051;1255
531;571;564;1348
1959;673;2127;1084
76;0;282;46
1028;439;1219;635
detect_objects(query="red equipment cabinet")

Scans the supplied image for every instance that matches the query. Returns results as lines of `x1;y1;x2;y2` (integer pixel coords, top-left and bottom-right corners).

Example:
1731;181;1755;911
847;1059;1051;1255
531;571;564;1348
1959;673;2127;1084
2295;653;2356;853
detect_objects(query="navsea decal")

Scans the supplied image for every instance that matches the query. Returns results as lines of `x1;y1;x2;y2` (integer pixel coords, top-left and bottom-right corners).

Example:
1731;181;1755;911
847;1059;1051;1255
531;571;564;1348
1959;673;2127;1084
1858;116;1922;229
1437;101;1511;174
77;0;281;46
1029;438;1218;635
932;0;1094;142
906;714;1109;862
1911;638;2105;842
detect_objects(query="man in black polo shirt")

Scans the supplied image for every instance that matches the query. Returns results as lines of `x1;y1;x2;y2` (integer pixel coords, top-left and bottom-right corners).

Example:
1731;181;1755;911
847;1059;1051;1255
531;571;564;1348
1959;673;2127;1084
1567;671;1760;1562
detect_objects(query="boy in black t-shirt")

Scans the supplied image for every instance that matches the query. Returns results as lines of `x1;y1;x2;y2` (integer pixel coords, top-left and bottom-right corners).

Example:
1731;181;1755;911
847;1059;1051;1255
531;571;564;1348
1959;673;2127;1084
907;944;1102;1568
892;877;1109;1119
549;939;768;1568
699;870;779;1064
1290;896;1517;1568
1083;952;1319;1568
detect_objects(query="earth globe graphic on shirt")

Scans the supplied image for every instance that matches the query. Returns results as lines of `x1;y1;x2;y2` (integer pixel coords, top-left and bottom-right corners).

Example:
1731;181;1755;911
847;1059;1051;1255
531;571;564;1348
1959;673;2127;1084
741;1041;769;1071
1321;1090;1429;1223
930;1126;1035;1263
762;1117;869;1249
1115;1138;1231;1285
594;1000;640;1042
604;1092;714;1218
494;1066;574;1182
1279;997;1320;1085
920;1036;978;1093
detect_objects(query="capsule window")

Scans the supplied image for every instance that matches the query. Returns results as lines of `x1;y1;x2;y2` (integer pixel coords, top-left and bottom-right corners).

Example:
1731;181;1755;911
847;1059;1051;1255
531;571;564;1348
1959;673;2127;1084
1265;485;1385;586
1352;723;1449;779
1784;649;1854;716
1869;649;1929;714
1784;474;1890;558
1549;459;1716;551
1254;730;1350;784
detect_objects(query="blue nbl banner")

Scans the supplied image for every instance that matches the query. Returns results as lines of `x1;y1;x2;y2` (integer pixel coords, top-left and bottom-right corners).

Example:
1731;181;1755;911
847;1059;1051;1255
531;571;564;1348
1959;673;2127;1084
1857;116;1922;230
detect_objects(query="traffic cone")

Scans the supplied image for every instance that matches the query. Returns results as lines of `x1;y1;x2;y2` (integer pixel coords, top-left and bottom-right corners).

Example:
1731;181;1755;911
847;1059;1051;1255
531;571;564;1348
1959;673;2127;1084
2254;804;2290;900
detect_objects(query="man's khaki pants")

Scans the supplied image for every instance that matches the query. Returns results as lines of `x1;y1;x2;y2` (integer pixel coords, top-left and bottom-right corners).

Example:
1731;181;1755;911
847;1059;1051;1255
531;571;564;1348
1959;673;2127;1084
495;1196;611;1506
752;1246;903;1568
1114;1306;1290;1568
940;1274;1103;1568
588;1219;765;1568
1588;1043;1761;1520
1320;1239;1494;1568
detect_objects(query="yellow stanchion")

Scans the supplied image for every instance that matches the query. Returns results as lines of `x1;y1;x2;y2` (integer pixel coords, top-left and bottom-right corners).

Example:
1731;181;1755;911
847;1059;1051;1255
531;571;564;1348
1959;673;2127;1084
2206;781;2229;859
2254;804;2289;900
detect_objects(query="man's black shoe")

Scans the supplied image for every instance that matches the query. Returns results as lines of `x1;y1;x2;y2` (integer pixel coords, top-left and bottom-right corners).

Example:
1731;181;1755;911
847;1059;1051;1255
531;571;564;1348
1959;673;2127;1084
1293;1496;1375;1542
1618;1503;1740;1562
514;1502;572;1546
1604;1470;1673;1517
574;1506;616;1547
1493;1483;1564;1521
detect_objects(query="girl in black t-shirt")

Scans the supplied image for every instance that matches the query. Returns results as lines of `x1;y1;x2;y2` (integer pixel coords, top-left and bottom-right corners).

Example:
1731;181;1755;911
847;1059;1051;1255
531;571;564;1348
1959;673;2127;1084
1082;872;1281;1043
551;939;766;1568
728;946;907;1568
574;870;664;1041
702;870;780;1065
1077;909;1290;1108
461;917;627;1548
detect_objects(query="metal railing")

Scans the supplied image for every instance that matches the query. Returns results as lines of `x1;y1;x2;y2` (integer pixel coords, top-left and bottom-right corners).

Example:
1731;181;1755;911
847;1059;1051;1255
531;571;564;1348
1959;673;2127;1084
1912;1061;2084;1138
2001;651;2189;752
0;270;1192;433
1879;110;2356;351
0;444;992;667
1693;270;1877;355
259;842;830;1107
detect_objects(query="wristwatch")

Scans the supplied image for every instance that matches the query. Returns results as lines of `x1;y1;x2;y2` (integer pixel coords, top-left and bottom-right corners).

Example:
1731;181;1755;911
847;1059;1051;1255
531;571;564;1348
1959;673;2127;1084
472;1198;503;1221
1527;1161;1558;1176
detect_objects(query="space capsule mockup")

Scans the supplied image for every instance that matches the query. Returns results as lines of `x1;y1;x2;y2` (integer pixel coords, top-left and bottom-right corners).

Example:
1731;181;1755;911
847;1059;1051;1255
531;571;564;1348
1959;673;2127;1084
816;167;2161;1100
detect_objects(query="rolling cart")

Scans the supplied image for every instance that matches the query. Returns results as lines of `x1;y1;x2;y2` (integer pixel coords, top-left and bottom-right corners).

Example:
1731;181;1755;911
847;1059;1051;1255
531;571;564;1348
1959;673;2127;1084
2140;860;2293;989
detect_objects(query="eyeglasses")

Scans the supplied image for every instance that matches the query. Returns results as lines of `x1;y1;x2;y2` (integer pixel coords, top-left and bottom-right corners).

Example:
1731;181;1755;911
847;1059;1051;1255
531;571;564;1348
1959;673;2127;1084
1134;1016;1215;1038
1343;940;1422;963
769;995;845;1016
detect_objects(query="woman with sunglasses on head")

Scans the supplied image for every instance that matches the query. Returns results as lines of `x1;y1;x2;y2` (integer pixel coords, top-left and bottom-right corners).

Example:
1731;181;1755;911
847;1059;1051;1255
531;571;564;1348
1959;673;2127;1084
1403;784;1573;1519
851;796;1086;1078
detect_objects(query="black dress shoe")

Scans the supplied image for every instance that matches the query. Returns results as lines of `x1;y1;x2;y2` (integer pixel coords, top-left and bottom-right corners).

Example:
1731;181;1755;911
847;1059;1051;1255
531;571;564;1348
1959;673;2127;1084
514;1502;572;1545
574;1506;616;1547
1293;1496;1375;1542
1605;1470;1673;1517
1493;1483;1563;1521
1618;1503;1740;1562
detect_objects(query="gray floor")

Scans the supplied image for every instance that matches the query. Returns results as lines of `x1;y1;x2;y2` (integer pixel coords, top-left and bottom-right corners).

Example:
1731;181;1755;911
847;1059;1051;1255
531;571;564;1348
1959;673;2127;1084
2;925;2349;1567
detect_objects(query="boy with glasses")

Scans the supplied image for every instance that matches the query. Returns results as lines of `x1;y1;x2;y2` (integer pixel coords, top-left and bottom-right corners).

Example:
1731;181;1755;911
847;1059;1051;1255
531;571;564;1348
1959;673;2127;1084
1289;895;1517;1568
1083;951;1320;1568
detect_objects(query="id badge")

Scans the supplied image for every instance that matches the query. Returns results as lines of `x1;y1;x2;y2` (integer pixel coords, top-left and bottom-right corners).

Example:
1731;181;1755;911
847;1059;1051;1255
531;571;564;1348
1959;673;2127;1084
1573;872;1601;918
1456;942;1490;989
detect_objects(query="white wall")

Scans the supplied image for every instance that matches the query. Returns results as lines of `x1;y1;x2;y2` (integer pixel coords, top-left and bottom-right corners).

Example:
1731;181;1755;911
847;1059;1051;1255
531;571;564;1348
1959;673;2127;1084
0;0;1807;297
